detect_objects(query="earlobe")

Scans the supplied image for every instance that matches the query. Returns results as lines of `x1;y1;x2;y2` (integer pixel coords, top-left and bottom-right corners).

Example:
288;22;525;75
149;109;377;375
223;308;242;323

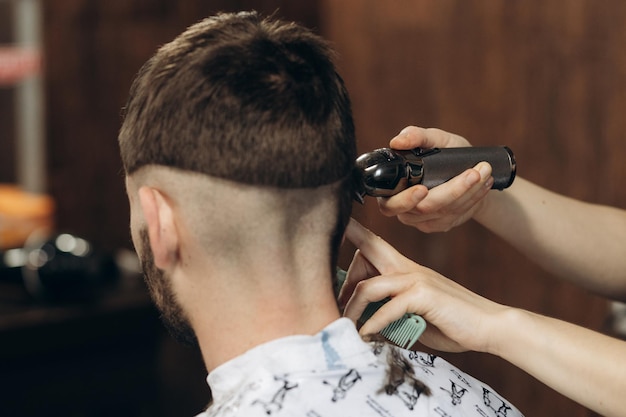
138;186;179;270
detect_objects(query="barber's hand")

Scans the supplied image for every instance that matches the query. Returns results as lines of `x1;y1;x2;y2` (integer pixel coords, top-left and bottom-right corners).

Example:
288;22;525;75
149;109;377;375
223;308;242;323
339;218;507;354
378;126;494;233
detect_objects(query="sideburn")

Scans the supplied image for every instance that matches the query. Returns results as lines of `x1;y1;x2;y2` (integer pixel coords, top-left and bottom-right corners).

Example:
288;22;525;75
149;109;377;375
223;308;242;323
139;228;199;347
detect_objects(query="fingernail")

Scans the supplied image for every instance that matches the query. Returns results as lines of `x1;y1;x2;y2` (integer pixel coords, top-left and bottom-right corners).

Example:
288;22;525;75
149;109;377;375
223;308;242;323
478;163;491;179
485;176;494;188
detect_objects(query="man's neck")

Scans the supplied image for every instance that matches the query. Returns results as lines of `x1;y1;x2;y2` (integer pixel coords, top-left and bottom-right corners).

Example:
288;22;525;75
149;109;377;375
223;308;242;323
182;263;342;372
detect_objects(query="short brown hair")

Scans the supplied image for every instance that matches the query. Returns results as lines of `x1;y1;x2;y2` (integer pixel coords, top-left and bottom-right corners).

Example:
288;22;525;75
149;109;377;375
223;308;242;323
118;11;356;190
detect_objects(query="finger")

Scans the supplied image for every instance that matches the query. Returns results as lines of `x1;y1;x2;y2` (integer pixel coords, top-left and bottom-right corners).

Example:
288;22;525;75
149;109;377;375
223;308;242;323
414;163;492;214
344;219;407;274
390;126;470;150
342;284;377;325
353;285;469;352
357;290;416;336
355;278;472;353
396;182;491;233
377;185;428;217
379;162;492;221
337;249;375;308
342;273;413;326
403;170;480;218
380;167;483;219
441;166;493;214
390;126;439;150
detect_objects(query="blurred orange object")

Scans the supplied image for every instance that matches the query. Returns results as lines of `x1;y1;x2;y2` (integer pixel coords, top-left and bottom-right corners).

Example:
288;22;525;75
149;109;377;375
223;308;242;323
0;46;42;86
0;184;54;250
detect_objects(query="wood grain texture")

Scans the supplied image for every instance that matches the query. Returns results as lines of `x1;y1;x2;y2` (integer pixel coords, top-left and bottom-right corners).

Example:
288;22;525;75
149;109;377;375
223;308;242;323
324;1;625;416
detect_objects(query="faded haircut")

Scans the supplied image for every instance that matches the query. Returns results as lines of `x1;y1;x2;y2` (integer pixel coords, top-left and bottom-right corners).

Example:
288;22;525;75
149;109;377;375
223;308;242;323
118;11;355;187
118;10;357;265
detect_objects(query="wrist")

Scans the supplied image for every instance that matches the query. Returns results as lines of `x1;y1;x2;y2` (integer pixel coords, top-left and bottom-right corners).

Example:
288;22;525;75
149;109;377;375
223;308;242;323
485;307;531;358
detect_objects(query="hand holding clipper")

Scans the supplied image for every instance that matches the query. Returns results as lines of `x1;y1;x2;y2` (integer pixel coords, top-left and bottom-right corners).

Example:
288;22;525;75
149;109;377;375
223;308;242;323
355;146;516;201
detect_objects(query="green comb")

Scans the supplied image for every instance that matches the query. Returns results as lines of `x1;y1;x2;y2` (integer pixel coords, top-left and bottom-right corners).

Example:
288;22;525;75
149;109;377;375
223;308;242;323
336;268;426;349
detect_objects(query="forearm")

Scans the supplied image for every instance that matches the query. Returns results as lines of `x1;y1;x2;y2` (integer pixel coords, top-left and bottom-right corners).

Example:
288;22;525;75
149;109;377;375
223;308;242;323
474;177;626;300
491;308;626;417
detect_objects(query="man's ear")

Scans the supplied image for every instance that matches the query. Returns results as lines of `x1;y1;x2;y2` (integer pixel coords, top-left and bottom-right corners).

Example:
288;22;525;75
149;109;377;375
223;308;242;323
138;186;179;270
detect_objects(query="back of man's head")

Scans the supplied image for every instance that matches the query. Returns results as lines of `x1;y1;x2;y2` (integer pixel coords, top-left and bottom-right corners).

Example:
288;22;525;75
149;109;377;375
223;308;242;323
119;11;355;186
119;11;356;264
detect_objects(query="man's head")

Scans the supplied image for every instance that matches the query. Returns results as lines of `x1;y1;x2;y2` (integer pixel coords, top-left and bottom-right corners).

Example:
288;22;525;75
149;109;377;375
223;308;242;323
119;12;356;343
119;11;355;185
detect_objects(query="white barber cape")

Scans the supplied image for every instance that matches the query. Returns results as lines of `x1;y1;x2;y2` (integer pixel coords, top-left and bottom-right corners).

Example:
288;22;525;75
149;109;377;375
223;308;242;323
199;318;524;417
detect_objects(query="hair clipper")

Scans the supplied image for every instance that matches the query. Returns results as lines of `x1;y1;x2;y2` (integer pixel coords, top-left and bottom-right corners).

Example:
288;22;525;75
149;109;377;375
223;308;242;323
355;146;516;202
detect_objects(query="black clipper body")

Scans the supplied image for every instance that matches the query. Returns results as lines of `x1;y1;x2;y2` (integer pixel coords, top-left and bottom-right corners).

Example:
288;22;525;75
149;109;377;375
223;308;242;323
355;146;516;201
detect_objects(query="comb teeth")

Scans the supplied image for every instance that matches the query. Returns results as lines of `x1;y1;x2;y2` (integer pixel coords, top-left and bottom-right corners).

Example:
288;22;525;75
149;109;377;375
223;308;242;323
380;313;426;349
359;299;426;349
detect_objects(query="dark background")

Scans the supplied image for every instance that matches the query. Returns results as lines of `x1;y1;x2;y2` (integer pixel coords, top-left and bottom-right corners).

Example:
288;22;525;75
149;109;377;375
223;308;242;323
1;1;625;416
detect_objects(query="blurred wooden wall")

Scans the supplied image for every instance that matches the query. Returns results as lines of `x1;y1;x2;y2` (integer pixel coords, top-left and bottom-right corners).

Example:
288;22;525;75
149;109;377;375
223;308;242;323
325;1;626;416
28;0;626;415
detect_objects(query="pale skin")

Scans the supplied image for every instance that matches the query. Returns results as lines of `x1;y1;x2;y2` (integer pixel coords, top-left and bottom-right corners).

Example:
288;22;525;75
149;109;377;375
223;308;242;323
339;126;626;416
379;126;626;299
126;167;342;372
341;218;626;417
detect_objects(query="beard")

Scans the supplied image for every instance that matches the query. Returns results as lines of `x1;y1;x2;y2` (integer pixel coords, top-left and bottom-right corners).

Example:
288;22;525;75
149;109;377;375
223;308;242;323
138;228;198;347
